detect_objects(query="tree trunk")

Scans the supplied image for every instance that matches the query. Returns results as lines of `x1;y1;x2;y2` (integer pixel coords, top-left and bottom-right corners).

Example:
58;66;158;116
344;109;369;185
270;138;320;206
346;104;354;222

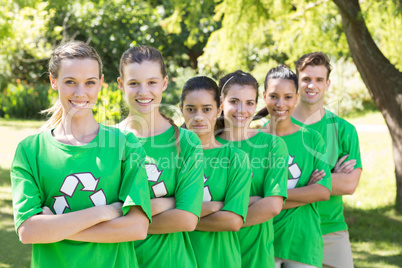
332;0;402;211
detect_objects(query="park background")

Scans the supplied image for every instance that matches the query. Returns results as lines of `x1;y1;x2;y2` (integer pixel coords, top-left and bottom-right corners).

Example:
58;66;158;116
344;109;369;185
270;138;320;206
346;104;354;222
0;0;401;267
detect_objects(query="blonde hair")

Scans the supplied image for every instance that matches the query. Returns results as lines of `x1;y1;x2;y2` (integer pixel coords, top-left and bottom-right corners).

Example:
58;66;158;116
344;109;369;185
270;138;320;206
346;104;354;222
39;41;102;132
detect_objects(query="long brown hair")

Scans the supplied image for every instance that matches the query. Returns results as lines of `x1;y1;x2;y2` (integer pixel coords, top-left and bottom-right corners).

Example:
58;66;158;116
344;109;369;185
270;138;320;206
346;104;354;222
40;41;102;132
119;45;180;153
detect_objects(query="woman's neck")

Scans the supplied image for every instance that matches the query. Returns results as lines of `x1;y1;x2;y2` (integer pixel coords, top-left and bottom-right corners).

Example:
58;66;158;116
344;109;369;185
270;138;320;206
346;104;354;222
198;132;221;150
123;110;171;137
53;114;99;145
265;116;299;136
220;126;257;141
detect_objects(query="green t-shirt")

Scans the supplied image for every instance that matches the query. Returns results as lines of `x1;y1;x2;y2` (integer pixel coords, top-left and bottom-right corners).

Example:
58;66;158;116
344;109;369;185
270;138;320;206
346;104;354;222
188;144;252;268
273;127;332;267
11;124;151;268
216;132;288;268
132;126;204;268
292;110;362;234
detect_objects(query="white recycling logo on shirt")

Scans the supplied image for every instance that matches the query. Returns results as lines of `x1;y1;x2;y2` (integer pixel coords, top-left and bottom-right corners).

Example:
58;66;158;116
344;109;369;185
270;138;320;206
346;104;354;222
53;172;107;214
203;175;212;202
145;164;168;198
288;155;301;189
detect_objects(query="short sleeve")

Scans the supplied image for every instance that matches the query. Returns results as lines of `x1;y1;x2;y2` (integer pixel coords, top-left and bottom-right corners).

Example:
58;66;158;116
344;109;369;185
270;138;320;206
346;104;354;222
264;137;289;199
175;131;204;218
342;124;362;169
222;149;252;222
11;141;43;233
120;132;152;222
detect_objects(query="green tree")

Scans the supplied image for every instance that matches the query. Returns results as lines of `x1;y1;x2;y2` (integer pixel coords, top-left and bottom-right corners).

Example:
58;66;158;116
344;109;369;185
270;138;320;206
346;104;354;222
200;0;402;210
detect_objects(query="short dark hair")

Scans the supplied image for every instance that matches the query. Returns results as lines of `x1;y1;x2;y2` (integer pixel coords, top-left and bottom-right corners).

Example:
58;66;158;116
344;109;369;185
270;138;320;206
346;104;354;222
295;52;332;80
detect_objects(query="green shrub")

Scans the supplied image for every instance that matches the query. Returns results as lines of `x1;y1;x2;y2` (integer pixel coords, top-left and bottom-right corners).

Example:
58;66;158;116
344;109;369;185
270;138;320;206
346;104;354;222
0;81;51;119
93;82;125;125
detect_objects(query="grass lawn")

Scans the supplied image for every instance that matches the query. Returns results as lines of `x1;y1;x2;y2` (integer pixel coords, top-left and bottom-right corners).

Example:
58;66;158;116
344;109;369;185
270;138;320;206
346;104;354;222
0;112;401;267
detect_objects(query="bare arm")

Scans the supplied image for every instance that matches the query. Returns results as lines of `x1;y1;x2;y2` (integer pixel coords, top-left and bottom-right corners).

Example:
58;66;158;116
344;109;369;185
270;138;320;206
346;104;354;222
68;206;149;242
287;184;330;203
248;196;262;207
282;200;307;210
18;203;122;244
151;197;176;216
200;201;224;217
148;209;198;234
331;168;362;195
242;196;283;227
195;211;243;232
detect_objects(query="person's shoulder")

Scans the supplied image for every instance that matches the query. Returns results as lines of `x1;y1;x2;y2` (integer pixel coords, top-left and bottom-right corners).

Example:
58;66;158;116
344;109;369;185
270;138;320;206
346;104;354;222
224;144;247;157
325;110;357;131
179;127;201;144
100;124;129;139
101;124;142;147
300;126;324;142
18;131;47;147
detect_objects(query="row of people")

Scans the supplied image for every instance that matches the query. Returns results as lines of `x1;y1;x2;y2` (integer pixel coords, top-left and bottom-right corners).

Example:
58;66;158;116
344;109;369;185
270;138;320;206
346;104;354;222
11;41;361;268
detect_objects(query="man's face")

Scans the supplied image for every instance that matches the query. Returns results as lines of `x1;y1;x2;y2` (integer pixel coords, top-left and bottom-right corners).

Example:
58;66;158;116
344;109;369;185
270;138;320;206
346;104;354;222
298;65;330;107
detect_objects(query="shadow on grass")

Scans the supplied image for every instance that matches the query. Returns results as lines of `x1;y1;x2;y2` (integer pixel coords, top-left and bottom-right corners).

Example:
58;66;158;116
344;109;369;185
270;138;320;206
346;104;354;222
0;213;31;268
345;205;402;267
0;166;31;267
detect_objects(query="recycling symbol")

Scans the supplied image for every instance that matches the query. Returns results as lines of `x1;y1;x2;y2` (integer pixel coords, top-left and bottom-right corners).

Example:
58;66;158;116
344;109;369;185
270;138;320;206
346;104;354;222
203;175;212;202
53;172;106;214
287;155;301;189
145;164;167;198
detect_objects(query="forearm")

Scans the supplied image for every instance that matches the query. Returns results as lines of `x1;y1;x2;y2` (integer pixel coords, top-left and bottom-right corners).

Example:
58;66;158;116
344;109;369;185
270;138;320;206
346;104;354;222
200;201;224;217
196;211;243;232
282;200;306;210
148;209;198;234
248;196;262;207
331;168;362;196
68;206;149;243
151;197;175;216
18;206;112;244
242;196;283;227
287;184;330;203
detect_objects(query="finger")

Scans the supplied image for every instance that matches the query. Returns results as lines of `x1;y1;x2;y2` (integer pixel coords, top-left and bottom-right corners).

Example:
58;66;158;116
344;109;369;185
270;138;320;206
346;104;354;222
339;160;356;169
339;163;356;173
335;155;349;170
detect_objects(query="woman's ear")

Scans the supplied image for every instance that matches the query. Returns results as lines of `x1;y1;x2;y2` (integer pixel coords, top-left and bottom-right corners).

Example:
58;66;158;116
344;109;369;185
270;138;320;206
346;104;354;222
162;76;168;92
218;103;223;117
49;75;57;90
117;77;124;92
99;74;104;92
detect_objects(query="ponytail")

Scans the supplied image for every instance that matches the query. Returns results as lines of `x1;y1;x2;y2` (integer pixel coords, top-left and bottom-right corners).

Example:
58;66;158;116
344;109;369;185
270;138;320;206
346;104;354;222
253;107;269;121
160;113;181;155
39;99;63;132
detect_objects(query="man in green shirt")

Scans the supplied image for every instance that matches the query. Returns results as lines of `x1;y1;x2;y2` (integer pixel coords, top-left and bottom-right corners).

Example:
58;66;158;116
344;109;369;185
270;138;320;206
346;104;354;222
291;52;362;268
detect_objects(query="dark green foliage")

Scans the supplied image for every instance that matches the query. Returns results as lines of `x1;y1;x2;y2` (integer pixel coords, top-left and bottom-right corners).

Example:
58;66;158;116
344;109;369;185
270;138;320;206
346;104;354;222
0;82;52;119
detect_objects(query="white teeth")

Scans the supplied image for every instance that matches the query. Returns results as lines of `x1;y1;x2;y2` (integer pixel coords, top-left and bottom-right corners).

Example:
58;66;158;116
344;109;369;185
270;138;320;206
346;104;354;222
235;116;246;120
71;101;87;107
307;92;317;96
136;99;152;104
276;111;286;115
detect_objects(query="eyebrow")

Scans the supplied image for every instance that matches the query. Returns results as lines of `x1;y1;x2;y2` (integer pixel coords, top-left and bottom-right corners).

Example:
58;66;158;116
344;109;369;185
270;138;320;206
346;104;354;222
63;77;98;80
185;104;214;107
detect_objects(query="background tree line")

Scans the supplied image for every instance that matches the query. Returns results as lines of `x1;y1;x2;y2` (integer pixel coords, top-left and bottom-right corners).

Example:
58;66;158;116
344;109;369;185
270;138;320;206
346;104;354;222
1;0;401;210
